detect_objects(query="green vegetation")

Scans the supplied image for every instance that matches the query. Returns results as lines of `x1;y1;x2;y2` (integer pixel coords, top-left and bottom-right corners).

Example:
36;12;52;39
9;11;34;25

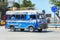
13;2;20;8
50;0;60;9
20;0;35;9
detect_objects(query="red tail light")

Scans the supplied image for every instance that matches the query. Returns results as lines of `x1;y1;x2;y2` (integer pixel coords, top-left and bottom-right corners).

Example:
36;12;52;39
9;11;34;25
3;16;7;20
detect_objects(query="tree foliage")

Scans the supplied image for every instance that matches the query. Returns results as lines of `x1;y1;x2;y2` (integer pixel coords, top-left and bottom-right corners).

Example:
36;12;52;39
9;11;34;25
13;2;20;8
20;0;35;8
50;0;60;8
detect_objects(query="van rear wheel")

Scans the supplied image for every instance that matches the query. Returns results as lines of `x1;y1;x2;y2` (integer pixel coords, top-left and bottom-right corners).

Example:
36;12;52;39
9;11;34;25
38;29;42;32
29;27;34;32
10;26;16;32
20;29;24;31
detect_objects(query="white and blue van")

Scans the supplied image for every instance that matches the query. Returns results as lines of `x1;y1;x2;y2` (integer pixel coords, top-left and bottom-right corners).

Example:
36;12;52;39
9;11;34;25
5;10;47;32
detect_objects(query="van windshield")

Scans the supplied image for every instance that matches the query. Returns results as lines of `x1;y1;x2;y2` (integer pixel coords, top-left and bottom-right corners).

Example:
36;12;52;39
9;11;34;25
38;14;45;19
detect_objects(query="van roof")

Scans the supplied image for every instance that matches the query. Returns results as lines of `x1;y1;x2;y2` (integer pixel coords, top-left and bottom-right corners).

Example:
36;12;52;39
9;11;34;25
6;10;41;15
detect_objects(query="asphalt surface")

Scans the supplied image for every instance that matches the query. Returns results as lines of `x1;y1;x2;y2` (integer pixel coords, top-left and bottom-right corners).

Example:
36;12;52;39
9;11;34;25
0;26;60;40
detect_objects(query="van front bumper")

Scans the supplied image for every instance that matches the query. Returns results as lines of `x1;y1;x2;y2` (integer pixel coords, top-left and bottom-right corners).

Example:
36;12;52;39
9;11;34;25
39;23;48;29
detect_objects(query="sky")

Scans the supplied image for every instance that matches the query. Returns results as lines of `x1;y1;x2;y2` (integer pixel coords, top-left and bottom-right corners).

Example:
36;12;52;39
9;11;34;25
31;0;53;13
8;0;54;17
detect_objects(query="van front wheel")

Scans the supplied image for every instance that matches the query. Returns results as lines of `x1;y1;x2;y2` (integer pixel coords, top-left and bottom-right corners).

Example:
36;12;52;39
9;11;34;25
10;27;16;32
28;27;34;32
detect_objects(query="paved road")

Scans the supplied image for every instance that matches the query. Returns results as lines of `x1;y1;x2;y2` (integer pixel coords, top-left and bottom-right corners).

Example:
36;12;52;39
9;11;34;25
0;26;60;40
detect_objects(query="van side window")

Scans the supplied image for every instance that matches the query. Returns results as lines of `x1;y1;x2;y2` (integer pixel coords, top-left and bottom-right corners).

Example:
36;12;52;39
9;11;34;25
8;15;15;20
30;15;36;19
16;15;20;19
21;14;26;20
11;15;15;19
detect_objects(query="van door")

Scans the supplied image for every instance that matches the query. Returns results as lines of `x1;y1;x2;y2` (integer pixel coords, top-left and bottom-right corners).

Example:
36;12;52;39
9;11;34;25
19;14;27;28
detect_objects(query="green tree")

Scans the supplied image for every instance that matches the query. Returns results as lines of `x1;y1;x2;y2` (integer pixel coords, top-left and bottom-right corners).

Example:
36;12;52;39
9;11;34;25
13;2;20;8
22;0;27;7
50;0;60;9
20;0;35;9
27;0;35;7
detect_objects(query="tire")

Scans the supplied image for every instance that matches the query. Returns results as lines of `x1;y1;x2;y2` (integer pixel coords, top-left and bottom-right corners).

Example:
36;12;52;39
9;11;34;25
38;29;42;32
10;26;16;32
28;27;34;32
20;29;24;31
